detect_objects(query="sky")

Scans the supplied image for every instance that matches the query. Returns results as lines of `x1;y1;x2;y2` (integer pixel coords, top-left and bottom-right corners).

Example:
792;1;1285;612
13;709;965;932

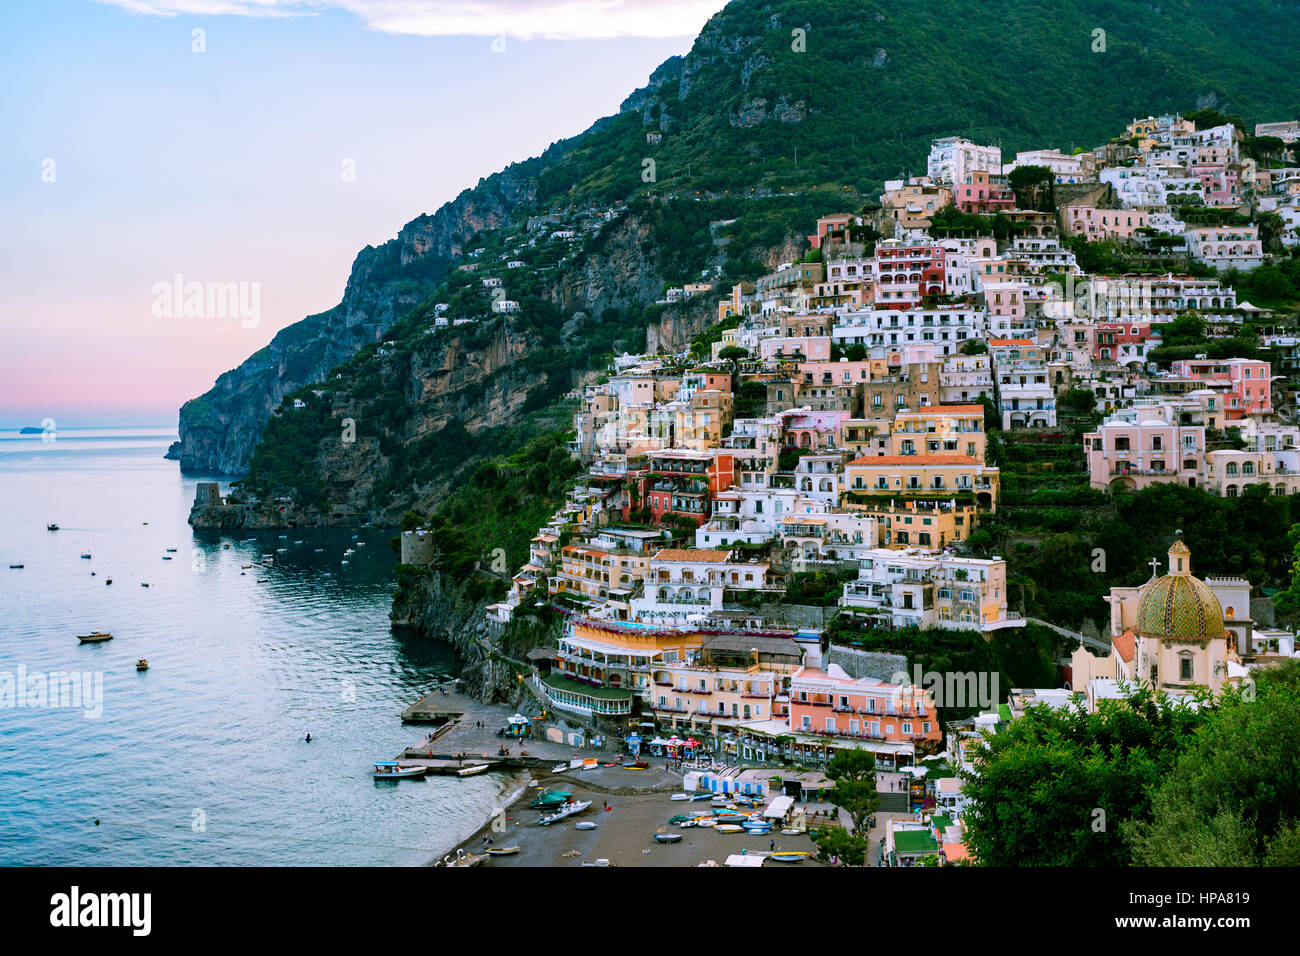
0;0;725;428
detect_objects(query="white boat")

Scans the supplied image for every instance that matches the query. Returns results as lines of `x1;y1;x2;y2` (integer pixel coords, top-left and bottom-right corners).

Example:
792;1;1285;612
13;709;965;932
372;761;427;780
457;764;491;777
581;858;610;867
670;793;691;801
574;821;598;831
551;764;567;773
444;850;486;868
539;800;592;826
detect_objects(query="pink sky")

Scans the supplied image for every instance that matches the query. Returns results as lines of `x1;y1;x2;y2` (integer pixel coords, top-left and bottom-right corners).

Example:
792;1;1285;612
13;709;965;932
1;2;712;427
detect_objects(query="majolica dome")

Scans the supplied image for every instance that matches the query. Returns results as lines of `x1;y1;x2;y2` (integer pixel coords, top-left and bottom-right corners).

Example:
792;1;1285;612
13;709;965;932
1135;539;1224;641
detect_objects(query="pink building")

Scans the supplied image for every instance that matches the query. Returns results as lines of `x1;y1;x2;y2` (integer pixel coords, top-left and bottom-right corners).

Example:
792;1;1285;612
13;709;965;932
1084;412;1205;492
1059;205;1150;242
787;666;942;760
781;409;849;450
953;169;1015;213
759;335;831;362
1170;358;1272;419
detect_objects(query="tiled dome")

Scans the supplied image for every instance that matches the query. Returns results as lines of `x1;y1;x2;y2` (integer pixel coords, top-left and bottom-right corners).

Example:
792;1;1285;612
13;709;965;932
1136;539;1224;641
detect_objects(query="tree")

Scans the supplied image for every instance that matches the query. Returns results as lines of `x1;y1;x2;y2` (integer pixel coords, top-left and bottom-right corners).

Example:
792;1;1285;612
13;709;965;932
1160;314;1206;347
824;748;879;834
1125;664;1300;866
813;826;869;866
1008;165;1056;211
961;687;1207;866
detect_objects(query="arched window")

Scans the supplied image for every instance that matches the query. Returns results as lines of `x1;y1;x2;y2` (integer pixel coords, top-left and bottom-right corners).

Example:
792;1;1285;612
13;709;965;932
1225;462;1238;476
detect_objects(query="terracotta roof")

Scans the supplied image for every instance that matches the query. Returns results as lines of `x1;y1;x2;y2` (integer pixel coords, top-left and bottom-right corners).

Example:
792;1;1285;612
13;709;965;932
1113;628;1136;663
652;548;732;562
848;455;983;466
989;338;1035;346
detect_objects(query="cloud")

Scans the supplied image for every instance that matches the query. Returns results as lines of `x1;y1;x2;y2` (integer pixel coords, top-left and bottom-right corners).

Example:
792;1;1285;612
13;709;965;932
92;0;726;39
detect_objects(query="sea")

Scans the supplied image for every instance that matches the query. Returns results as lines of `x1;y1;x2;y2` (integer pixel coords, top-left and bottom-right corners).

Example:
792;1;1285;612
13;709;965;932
0;426;510;866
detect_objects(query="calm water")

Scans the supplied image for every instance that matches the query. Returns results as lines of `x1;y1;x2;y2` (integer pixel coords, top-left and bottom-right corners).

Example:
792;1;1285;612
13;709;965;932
0;427;507;866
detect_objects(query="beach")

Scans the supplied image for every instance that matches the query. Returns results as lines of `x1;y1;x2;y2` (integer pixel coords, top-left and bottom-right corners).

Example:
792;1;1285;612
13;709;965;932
446;764;825;867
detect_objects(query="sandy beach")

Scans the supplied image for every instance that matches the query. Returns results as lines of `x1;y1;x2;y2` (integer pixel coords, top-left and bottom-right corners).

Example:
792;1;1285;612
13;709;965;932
446;764;824;868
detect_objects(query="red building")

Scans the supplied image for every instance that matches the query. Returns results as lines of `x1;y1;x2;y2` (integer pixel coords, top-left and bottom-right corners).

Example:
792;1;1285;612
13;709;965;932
873;241;947;310
633;450;735;527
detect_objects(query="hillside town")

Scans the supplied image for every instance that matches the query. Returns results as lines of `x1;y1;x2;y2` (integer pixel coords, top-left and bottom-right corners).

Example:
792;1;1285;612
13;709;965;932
392;112;1300;864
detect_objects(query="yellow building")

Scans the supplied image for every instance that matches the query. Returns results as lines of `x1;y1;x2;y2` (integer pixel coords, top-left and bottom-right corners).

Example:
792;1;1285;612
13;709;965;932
844;455;1000;510
887;405;987;461
840;497;979;548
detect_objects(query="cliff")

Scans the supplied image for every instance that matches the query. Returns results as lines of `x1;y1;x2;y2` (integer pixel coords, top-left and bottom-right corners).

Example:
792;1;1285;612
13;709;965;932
175;170;539;474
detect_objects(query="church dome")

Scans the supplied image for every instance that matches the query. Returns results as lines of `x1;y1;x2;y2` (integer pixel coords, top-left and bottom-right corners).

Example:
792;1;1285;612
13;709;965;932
1136;539;1224;641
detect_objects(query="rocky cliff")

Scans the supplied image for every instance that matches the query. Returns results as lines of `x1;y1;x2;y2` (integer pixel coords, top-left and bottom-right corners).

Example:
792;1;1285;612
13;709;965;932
175;170;539;474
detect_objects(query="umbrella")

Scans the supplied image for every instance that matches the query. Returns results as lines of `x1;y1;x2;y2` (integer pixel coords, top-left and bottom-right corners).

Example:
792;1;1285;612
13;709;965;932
666;736;684;748
649;737;669;746
684;737;700;749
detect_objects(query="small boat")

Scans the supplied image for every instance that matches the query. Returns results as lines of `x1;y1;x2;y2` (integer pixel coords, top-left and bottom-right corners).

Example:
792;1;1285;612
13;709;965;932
105;579;111;585
654;832;683;844
77;632;113;643
690;793;712;802
457;764;491;777
539;800;592;826
581;858;610;867
278;535;287;539
574;821;598;831
444;851;486;868
314;548;325;553
768;851;810;863
695;818;717;828
257;578;269;583
7;564;22;569
140;582;150;587
241;565;253;570
276;548;287;554
165;548;177;553
529;789;572;809
670;793;691;801
485;846;519;856
293;540;303;545
340;560;349;566
551;764;567;774
715;824;744;834
372;761;427;780
47;524;59;531
678;819;697;829
622;760;649;770
80;553;91;560
161;556;172;561
344;548;355;556
136;659;149;671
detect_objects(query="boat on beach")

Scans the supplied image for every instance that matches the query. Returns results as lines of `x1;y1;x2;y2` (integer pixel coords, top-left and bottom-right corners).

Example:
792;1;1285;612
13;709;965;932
670;793;691;801
574;821;598;830
372;761;427;780
768;851;810;863
539;800;592;826
551;764;567;773
444;850;486;867
715;824;744;833
457;764;491;777
77;632;113;644
485;846;519;856
529;789;572;809
654;831;683;843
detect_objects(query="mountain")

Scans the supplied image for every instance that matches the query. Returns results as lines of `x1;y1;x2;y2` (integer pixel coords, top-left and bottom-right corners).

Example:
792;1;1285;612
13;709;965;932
177;0;1300;477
